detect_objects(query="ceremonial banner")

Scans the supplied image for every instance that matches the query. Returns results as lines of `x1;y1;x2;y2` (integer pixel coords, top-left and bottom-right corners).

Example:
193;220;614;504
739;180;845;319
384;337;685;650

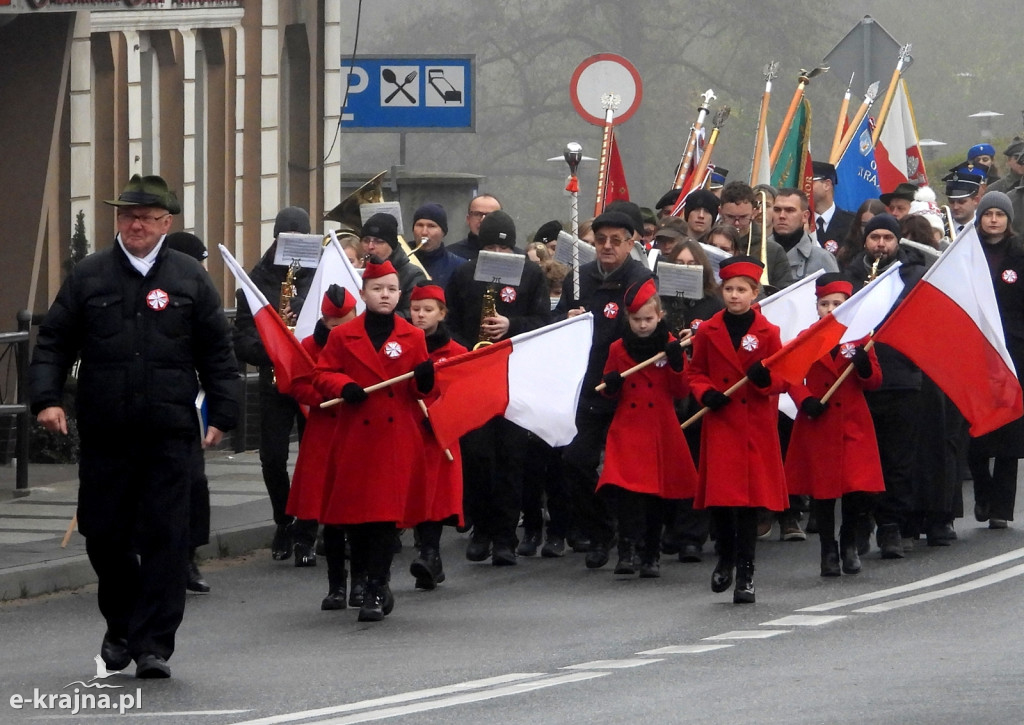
875;80;927;191
763;263;904;387
428;314;594;448
875;227;1022;436
220;245;315;396
604;129;630;205
752;124;772;186
294;232;366;341
835;114;881;212
771;98;811;188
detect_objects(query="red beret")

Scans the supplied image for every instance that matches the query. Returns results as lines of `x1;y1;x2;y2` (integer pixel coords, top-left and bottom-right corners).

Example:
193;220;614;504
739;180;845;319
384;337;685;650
321;284;357;318
361;258;398;281
815;273;853;299
410;284;446;305
719;255;764;282
625;278;658;313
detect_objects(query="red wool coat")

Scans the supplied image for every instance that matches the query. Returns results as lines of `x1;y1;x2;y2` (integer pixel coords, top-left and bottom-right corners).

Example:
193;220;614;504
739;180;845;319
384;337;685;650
597;338;698;499
313;315;430;525
402;337;467;527
687;309;788;510
285;333;335;522
784;341;885;498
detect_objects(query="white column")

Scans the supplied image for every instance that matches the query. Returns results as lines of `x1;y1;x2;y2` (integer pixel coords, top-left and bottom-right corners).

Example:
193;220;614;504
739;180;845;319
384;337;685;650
260;0;280;250
69;12;94;250
179;28;198;233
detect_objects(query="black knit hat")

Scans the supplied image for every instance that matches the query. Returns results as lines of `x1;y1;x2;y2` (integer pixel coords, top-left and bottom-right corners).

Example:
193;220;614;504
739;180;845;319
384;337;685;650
533;219;563;243
863;213;901;238
655;188;681;211
479;210;517;248
361;212;399;249
164;231;208;261
605;201;644;236
273;206;311;238
413;202;448;235
683;189;721;220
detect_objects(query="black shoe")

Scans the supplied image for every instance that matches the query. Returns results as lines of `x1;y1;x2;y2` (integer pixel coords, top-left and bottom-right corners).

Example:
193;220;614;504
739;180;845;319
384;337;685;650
660;536;681;556
733;561;755;604
491;544;518;566
926;521;955;547
839;525;861;574
294;541;317;567
805;511;819;535
357;583;385;622
567;533;592;553
381;582;395;616
584;542;610;569
100;631;131;671
410;548;446;590
321;587;347;610
820;541;841;577
614;541;637;575
541;536;566;558
711;558;734;593
678;543;703;563
186;559;210;593
465;532;491;562
135;653;171;679
856;515;874;556
639;557;661;578
877;523;905;559
516;530;542;557
271;524;292;561
349;574;367;608
315;532;326;556
974;501;990;523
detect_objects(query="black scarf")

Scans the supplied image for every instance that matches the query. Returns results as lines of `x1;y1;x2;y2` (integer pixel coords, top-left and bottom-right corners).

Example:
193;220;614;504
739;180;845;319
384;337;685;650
425;322;451;354
623;319;669;363
773;228;804;252
724;309;755;349
364;310;395;351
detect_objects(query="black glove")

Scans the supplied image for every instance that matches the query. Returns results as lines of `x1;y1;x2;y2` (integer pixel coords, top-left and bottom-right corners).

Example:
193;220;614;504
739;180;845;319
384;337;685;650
602;371;624;395
414;359;435;394
665;340;685;372
746;361;772;388
800;397;827;419
340;382;368;404
852;347;872;378
421;415;435;436
701;390;731;410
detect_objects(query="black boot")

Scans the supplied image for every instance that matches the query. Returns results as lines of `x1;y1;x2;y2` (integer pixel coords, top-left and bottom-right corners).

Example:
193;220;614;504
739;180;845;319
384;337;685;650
348;572;368;608
294;540;318;567
585;540;611;569
271;523;292;561
711;556;734;593
733;559;755;603
409;547;445;590
839;525;861;574
614;540;637;575
639;554;661;578
357;579;385;622
820;539;841;577
186;550;210;593
321;559;348;610
876;523;905;559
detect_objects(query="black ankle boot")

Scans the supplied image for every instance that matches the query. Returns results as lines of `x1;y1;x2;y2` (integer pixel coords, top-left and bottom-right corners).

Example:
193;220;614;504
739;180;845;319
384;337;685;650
711;556;734;593
410;547;445;590
614;540;637;575
321;565;348;610
839;525;861;574
820;539;841;577
348;572;367;608
357;579;387;622
733;559;755;603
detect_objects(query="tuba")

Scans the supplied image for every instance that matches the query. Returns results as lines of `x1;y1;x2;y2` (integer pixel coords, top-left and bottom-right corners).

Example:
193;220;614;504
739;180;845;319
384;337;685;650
474;286;498;350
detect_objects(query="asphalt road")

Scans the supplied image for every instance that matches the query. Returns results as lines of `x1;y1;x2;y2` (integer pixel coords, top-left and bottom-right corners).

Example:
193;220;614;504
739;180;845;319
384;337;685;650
3;514;1024;725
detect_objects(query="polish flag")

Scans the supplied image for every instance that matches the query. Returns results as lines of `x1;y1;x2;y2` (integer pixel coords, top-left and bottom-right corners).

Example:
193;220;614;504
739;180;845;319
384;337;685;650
219;244;315;396
875;80;928;191
427;314;594;448
758;269;826;344
294;230;365;341
875;227;1022;436
763;263;905;387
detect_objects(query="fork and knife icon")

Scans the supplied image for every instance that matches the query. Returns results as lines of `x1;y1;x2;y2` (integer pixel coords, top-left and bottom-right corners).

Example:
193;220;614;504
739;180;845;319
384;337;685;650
382;68;417;103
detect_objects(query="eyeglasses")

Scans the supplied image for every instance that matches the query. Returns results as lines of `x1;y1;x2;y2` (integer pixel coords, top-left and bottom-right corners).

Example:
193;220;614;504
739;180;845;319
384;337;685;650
117;211;170;225
721;213;752;224
594;235;629;247
467;210;491;220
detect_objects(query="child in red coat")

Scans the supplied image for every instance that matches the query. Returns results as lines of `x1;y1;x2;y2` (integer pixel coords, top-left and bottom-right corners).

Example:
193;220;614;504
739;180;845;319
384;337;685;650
313;259;435;622
406;283;467;591
687;256;787;603
784;273;884;576
598;279;698;577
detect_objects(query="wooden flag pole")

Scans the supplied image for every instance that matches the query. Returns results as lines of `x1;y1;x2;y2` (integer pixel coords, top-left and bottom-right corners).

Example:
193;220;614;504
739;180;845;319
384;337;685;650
673;89;715;189
830;81;880;165
749;61;778;185
870;44;912;147
593;93;620;216
594;338;694;392
417;399;454;461
320;370;415;408
680;376;749;431
61;514;77;548
770;66;828;169
819;339;876;405
829;73;854;163
684;106;731;195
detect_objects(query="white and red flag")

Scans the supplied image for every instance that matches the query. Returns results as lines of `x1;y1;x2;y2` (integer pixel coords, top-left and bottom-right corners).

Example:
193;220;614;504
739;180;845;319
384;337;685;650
874;227;1022;436
427;314;594;449
875;79;928;191
219;244;315;396
762;263;904;387
294;231;365;341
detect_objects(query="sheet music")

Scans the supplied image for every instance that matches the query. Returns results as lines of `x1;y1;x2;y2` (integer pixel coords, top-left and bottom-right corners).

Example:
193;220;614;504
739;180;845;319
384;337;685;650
699;242;731;282
359;201;405;237
274;233;324;269
554;230;596;267
657;263;705;300
474;250;526;286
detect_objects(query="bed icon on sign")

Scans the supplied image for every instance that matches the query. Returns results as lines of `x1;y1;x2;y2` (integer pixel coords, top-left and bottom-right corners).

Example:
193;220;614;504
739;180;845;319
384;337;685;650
426;67;464;106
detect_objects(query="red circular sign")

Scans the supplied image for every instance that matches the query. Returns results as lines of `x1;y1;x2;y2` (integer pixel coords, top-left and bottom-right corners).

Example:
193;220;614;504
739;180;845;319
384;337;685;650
570;54;643;127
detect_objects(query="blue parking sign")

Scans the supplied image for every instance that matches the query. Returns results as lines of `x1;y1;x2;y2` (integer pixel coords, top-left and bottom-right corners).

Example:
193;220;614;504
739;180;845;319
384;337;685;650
340;56;474;132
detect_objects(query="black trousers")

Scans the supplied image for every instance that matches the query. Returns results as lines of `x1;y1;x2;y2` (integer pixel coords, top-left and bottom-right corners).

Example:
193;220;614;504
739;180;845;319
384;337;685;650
562;407;616;545
257;368;306;526
601;485;663;555
710;507;758;564
347;522;396;583
910;377;966;532
187;445;209;551
811;493;874;542
968;454;1018;521
79;434;195;661
866;389;920;530
520;434;571;538
461;417;527;548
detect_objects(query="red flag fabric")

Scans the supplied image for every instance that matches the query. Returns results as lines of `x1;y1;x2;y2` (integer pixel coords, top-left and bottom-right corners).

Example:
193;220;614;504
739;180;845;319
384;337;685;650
604;130;630;204
874;227;1022;436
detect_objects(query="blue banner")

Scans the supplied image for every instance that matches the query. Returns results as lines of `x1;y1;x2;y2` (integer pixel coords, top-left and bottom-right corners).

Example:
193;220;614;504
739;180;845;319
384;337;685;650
835;115;880;212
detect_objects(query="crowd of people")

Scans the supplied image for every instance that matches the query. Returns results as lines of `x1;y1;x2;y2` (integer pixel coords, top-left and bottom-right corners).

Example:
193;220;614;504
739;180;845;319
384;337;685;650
26;134;1024;677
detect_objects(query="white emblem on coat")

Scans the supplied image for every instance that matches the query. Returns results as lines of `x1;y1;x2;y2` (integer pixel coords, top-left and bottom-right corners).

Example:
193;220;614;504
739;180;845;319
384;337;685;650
824;240;839;254
690;319;703;331
500;286;517;303
840;342;857;359
740;334;759;352
146;289;169;311
603;302;619;319
384;341;403;359
1002;269;1018;284
655;358;667;368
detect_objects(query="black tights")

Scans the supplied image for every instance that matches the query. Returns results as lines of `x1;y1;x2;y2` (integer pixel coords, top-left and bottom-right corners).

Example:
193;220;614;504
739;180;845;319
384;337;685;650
710;507;758;564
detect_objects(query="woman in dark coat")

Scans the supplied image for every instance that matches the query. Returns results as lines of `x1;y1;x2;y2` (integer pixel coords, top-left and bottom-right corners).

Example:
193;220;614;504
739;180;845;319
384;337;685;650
969;191;1024;529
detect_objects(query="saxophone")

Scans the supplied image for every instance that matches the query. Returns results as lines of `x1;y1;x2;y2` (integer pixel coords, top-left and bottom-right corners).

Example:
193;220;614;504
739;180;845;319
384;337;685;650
867;255;881;282
474;286;498;350
279;259;300;330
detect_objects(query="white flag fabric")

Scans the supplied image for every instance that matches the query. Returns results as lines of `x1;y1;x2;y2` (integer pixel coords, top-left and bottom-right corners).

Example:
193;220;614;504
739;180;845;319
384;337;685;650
294;231;365;341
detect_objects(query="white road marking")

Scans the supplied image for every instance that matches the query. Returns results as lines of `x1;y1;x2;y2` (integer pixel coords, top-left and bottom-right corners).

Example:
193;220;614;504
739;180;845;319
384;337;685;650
760;615;846;626
852;562;1024;613
560;658;663;670
703;630;790;640
31;710;253;719
636;645;733;655
797;546;1024;612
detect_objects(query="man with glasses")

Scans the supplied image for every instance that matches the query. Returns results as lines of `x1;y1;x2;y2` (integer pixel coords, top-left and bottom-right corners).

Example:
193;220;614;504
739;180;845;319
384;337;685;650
447;193;502;261
30;174;239;678
556;211;654;568
719;181;792;290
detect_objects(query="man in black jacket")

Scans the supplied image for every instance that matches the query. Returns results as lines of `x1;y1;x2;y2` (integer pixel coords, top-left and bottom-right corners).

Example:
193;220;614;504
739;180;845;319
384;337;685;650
811;161;854;253
447;193;502;261
556;211;654;568
30;174;239;679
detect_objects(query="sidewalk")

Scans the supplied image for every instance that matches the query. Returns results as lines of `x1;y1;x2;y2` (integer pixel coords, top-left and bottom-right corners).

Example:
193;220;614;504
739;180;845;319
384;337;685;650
0;446;281;601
